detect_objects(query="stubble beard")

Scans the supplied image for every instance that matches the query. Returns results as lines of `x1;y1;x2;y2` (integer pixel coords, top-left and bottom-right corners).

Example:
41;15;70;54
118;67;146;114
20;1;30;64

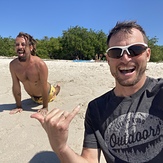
113;66;146;87
18;56;27;62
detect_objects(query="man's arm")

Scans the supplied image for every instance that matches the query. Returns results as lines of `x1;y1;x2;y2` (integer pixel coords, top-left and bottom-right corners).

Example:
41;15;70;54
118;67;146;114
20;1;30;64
9;62;23;114
38;60;49;109
31;106;100;163
54;145;100;163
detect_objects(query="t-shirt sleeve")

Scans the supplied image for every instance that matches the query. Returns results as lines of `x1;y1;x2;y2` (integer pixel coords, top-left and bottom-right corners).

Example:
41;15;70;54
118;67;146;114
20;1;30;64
83;102;100;149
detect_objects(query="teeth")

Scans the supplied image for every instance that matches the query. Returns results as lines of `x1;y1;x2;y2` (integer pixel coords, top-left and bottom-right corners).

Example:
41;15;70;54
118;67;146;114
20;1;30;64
18;51;23;53
119;66;135;74
120;67;134;71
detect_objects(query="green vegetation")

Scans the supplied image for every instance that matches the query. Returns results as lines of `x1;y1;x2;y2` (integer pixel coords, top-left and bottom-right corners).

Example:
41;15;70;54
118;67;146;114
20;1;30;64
0;26;163;62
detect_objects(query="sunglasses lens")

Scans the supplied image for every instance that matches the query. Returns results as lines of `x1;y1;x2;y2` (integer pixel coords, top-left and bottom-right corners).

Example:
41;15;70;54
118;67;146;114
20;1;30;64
128;45;147;56
108;48;122;58
107;44;147;59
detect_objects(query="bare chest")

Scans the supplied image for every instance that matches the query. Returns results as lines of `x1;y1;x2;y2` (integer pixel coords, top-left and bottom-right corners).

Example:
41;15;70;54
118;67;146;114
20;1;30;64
16;67;40;83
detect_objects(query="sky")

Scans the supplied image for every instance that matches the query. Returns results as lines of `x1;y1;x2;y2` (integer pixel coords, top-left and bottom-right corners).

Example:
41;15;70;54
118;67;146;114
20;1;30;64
1;0;163;45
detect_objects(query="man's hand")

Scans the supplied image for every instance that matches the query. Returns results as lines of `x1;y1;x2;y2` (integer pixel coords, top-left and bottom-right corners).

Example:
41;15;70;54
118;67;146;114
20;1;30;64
30;106;80;153
9;107;23;114
37;107;48;116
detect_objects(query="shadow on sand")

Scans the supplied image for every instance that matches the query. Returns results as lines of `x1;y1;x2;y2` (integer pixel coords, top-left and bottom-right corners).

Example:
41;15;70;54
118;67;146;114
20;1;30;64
0;98;40;112
29;151;60;163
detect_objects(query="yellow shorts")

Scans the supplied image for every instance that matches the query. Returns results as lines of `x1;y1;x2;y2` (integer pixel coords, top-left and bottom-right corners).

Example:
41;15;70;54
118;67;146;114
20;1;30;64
31;85;56;104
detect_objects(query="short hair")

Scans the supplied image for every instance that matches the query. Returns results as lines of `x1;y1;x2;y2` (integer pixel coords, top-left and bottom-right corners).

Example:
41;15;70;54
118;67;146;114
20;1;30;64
106;21;148;46
16;32;37;56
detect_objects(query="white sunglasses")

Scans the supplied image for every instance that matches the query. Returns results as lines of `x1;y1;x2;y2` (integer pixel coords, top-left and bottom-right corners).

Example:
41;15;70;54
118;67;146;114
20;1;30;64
106;42;148;59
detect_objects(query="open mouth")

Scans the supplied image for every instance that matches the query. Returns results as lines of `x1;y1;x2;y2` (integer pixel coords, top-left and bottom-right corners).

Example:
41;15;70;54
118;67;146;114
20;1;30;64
119;67;135;74
17;50;24;57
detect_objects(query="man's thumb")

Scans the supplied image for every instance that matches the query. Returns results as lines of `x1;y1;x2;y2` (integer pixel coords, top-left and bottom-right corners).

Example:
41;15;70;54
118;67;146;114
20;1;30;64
30;112;44;124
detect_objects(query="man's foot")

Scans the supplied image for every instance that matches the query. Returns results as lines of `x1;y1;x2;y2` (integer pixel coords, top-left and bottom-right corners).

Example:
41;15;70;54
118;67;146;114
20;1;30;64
55;84;60;96
9;108;23;114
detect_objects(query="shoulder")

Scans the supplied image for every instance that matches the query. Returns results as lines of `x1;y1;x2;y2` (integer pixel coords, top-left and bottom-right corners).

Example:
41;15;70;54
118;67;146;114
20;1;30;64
88;90;113;109
147;77;163;88
9;58;19;69
10;58;18;65
85;91;113;124
32;56;48;72
33;56;47;66
143;77;163;96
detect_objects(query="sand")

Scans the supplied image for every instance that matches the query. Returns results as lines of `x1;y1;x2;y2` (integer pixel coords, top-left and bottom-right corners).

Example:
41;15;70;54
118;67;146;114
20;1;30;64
0;58;162;163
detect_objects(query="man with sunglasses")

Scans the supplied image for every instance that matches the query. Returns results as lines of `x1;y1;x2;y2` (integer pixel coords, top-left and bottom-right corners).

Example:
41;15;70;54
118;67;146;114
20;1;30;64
31;21;163;162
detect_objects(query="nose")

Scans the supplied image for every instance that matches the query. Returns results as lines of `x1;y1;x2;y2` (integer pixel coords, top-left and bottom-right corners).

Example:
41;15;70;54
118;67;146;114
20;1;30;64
120;50;132;62
18;44;23;48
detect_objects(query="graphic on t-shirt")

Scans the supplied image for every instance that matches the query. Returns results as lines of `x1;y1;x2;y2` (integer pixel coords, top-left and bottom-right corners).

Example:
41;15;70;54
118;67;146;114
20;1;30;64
104;112;163;162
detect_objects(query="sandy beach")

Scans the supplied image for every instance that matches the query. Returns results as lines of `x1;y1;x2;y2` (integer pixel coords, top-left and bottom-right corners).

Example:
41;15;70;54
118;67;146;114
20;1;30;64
0;58;163;163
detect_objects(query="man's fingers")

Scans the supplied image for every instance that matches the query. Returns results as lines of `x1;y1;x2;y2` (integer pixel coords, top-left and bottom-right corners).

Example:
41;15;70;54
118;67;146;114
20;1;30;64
30;112;45;124
31;105;80;127
65;105;80;123
9;108;23;114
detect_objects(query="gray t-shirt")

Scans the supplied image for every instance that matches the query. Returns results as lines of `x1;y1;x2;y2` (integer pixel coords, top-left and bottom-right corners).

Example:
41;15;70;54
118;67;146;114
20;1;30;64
83;77;163;163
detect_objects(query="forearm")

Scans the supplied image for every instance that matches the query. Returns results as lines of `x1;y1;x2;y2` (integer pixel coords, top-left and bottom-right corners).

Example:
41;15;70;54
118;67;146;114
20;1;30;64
42;87;49;108
56;145;88;163
42;93;48;108
12;87;22;107
30;106;89;162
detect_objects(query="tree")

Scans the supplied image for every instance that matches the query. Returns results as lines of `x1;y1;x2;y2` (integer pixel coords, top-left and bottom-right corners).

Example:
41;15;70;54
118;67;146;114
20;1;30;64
0;36;15;57
60;26;107;60
0;27;163;62
148;37;163;62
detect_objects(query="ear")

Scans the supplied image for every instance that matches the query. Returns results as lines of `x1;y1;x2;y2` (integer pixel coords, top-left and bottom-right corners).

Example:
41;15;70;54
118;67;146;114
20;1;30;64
146;48;151;62
30;45;33;51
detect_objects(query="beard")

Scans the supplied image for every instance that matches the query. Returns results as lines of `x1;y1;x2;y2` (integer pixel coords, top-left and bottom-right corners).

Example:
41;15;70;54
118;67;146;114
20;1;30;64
18;55;27;62
113;65;146;87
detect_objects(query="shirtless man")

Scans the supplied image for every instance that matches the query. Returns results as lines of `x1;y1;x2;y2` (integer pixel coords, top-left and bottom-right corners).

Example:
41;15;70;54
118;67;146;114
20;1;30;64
9;32;60;115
